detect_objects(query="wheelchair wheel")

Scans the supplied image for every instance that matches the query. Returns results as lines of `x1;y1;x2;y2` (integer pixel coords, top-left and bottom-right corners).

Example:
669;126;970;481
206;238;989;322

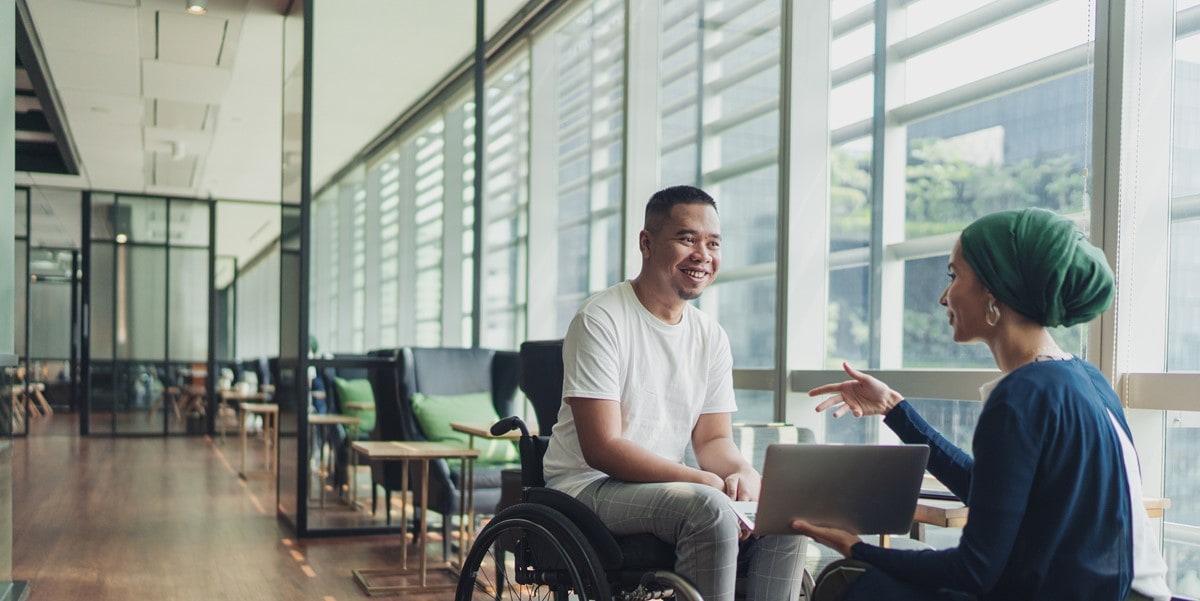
456;503;611;601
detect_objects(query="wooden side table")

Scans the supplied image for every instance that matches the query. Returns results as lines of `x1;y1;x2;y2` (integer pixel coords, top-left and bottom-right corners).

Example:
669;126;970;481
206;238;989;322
218;388;269;441
238;402;279;479
909;496;1170;542
308;413;360;506
350;441;480;594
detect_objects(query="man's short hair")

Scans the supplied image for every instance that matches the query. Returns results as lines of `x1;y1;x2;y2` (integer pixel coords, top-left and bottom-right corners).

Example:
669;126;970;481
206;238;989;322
645;185;717;233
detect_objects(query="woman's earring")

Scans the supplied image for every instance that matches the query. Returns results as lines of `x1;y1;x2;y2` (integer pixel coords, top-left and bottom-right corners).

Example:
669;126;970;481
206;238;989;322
986;300;1001;326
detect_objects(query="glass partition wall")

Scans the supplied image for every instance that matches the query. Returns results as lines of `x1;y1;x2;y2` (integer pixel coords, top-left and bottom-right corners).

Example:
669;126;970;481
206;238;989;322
2;1;16;587
296;0;479;535
278;0;306;533
86;192;212;435
14;187;84;436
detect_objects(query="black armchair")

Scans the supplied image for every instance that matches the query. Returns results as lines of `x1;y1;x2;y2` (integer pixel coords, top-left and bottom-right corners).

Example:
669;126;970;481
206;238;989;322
366;346;520;560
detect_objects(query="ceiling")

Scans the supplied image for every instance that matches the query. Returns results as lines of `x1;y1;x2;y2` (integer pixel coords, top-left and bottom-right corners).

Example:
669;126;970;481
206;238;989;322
15;0;526;266
15;13;75;175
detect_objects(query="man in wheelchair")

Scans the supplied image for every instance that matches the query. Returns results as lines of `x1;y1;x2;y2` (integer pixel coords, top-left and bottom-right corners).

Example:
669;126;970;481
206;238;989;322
541;186;807;601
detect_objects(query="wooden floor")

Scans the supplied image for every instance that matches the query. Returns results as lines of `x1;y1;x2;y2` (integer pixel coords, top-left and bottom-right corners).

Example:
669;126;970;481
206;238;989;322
12;415;458;600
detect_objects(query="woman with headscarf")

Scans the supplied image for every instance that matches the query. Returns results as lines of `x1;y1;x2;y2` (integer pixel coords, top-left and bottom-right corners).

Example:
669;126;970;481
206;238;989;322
794;208;1172;601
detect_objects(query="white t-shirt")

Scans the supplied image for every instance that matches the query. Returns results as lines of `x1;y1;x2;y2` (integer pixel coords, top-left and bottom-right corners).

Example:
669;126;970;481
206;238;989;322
543;281;738;497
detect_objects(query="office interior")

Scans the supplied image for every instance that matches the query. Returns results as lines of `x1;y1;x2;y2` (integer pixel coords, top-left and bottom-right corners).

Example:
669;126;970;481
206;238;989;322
3;0;1200;598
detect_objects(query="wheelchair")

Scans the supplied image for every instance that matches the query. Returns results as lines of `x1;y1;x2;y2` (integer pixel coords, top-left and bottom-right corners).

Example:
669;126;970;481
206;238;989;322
455;416;708;600
455;416;815;601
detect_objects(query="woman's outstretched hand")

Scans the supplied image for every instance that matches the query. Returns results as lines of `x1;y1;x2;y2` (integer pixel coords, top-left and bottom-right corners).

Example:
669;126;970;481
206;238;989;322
808;362;903;418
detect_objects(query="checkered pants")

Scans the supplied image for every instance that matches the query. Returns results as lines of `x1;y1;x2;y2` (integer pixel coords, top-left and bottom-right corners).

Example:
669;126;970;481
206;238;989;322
574;478;806;601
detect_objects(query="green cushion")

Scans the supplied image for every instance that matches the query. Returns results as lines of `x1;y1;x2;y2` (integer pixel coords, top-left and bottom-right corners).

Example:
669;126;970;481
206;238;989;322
410;391;519;465
334;377;376;434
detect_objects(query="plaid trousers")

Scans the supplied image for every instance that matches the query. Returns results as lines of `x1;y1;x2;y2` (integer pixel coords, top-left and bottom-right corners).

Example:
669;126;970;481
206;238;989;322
575;478;806;601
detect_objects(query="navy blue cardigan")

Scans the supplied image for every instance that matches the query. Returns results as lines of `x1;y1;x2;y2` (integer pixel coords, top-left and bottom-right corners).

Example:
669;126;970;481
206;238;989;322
852;358;1134;600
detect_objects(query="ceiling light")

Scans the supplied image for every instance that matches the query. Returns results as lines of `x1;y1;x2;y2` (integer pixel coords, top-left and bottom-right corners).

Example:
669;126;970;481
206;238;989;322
115;234;128;244
186;0;207;15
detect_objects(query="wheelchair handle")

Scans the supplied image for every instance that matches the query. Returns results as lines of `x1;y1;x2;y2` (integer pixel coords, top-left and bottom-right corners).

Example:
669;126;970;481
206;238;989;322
491;415;531;438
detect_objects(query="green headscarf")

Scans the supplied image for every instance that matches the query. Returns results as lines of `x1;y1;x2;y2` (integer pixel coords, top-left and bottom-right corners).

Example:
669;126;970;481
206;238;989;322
959;208;1114;328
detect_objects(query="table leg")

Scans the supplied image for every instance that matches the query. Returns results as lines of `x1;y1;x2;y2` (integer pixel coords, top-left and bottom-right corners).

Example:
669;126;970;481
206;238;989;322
419;458;429;588
218;396;226;443
24;390;41;418
460;457;474;567
350;446;359;509
307;423;321;505
399;459;410;571
35;389;52;416
264;412;274;472
342;425;357;505
238;407;247;478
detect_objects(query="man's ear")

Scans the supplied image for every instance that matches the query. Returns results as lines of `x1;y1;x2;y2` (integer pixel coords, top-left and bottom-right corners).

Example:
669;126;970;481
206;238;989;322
639;230;651;258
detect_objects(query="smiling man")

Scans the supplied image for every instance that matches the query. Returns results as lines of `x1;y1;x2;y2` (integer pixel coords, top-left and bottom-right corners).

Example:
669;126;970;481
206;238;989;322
542;185;806;601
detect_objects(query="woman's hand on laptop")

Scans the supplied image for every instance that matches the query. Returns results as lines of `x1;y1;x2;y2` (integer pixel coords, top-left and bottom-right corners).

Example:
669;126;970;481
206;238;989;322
808;362;903;418
790;519;861;558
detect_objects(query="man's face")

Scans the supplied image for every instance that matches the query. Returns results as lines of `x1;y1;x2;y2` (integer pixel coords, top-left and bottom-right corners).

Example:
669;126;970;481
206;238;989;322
639;203;722;301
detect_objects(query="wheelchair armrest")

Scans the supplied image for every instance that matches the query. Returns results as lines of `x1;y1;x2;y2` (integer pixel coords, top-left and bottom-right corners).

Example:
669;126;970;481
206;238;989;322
525;487;625;570
520;435;550;488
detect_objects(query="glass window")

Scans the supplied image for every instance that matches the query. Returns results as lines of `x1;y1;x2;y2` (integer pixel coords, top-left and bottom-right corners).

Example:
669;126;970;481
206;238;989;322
14;243;26;359
827;265;870;367
460;97;478;347
235;250;280;359
118;196;169;245
413;118;446;347
116;246;167;360
812;0;1099;446
1165;3;1200;592
733;390;773;424
1165;410;1200;597
551;0;626;336
15;187;28;237
1168;14;1200;371
168;200;210;247
659;0;782;389
902;74;1092;240
89;193;116;240
349;182;367;350
480;55;531;350
373;147;402;348
901;1;1092;104
89;243;115;360
309;190;338;354
215;256;237;361
168;248;209;362
27;274;72;360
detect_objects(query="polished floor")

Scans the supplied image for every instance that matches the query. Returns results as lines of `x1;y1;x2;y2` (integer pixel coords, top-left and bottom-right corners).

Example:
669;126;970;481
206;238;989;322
12;415;457;600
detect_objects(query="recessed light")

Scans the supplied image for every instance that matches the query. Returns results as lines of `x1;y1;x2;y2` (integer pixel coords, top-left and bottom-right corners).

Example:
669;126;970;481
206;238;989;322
186;0;207;15
115;234;128;244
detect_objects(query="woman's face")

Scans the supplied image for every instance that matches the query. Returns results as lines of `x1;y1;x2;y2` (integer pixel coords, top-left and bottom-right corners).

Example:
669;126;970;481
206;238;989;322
940;241;993;344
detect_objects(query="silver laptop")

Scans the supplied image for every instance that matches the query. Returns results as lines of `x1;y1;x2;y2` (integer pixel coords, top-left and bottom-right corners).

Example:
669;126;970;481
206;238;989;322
737;443;930;536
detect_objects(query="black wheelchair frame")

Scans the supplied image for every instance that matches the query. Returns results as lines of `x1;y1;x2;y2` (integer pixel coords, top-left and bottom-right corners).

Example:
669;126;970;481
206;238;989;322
454;416;704;601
